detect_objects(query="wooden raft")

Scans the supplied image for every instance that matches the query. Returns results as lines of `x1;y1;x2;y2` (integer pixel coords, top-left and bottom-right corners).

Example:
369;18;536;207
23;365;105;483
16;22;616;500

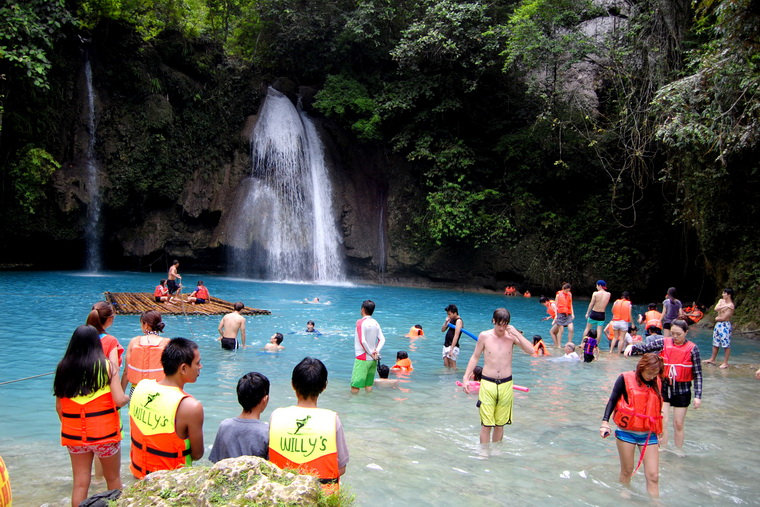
105;292;271;316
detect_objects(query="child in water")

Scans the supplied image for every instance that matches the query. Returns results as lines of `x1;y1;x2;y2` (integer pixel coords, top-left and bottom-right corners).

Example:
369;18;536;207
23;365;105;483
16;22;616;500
264;333;284;352
374;364;400;388
532;335;550;356
582;329;599;363
391;350;413;371
457;365;483;393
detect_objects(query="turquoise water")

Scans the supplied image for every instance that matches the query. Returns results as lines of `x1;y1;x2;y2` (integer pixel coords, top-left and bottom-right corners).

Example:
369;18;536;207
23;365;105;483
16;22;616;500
0;271;758;505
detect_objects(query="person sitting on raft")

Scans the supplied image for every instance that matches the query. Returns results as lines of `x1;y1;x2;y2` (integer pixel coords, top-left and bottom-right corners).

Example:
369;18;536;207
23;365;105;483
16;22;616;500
532;335;550;356
391;351;413;371
405;324;424;337
187;280;209;304
154;279;170;303
600;353;664;498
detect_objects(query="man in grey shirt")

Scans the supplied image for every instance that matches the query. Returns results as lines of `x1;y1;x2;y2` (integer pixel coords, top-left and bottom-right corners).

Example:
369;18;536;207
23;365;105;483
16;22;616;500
209;372;270;462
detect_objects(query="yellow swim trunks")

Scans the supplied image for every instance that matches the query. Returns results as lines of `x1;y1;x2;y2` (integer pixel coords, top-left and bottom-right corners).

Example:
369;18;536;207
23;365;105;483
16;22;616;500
478;375;513;427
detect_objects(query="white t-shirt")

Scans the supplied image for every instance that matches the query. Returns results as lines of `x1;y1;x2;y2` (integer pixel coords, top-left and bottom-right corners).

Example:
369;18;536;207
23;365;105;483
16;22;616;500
354;316;385;359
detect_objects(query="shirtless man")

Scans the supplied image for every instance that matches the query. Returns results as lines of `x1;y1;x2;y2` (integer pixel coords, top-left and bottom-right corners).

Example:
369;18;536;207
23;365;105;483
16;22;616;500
461;308;534;443
706;288;735;368
167;260;182;298
218;302;247;350
582;280;610;342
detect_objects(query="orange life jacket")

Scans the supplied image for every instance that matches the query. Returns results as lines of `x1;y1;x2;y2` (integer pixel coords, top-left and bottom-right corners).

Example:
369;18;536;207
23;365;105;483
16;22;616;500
60;380;121;447
195;286;209;299
129;380;192;479
661;338;695;382
391;358;414;371
644;310;663;329
269;406;340;492
532;340;548;356
545;300;557;319
631;333;643;344
604;323;614;341
126;336;169;385
555;291;572;314
405;326;423;337
613;371;663;434
0;455;11;507
612;299;632;321
154;285;167;297
523;291;531;298
686;308;703;323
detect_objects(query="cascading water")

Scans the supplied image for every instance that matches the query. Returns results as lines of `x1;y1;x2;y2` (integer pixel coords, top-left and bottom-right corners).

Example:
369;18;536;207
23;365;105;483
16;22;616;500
83;53;102;272
228;87;345;281
377;198;387;276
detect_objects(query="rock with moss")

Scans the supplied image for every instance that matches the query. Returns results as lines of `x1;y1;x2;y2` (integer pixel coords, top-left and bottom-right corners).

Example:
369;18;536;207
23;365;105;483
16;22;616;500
116;456;323;506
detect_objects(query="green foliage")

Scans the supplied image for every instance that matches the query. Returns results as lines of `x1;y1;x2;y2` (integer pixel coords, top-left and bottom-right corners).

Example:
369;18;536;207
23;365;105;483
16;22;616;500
0;0;75;90
313;74;381;140
78;0;208;40
8;145;60;214
421;181;513;248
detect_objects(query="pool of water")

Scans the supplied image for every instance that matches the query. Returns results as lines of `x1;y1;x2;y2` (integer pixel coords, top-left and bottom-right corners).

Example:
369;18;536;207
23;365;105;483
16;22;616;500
0;271;758;505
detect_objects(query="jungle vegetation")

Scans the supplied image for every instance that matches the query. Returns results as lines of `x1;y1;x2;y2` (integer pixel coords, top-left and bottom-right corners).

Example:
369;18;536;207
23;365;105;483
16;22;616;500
1;0;758;324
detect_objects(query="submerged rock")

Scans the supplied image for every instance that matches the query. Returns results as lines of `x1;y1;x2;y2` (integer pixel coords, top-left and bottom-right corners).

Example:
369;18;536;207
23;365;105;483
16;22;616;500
117;456;322;506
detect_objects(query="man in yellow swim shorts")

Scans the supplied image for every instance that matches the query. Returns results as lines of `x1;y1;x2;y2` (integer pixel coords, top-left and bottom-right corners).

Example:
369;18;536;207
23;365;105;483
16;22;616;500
461;308;534;443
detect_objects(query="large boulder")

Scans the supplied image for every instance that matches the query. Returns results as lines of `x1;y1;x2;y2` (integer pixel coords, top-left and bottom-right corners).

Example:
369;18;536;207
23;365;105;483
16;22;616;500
117;456;323;506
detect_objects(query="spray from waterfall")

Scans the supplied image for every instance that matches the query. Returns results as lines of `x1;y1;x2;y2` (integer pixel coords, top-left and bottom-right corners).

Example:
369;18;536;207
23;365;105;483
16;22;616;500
83;53;102;272
228;87;345;282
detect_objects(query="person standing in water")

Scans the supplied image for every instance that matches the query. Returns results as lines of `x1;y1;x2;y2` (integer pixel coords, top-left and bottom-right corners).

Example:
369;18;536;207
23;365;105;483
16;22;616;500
441;304;464;368
625;319;702;453
350;300;385;393
706;288;735;368
600;353;664;498
121;310;170;395
553;283;575;346
218;302;247;350
582;280;610;343
461;308;534;443
661;287;682;336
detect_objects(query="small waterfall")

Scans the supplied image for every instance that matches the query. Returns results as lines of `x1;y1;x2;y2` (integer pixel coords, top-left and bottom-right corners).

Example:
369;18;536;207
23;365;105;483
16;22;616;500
228;87;345;281
377;198;387;275
83;54;102;272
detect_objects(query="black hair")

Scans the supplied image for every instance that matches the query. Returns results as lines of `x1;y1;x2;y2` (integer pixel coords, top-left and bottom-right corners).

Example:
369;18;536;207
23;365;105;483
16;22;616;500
173;259;180;265
622;291;630;299
646;325;660;336
723;288;735;303
292;357;328;399
648;302;657;309
414;324;423;329
377;364;390;379
307;320;315;326
161;337;198;375
445;304;459;314
237;372;270;412
396;350;408;360
532;335;543;344
539;296;549;304
233;302;244;311
273;332;284;345
473;365;483;381
671;319;689;333
562;282;571;290
361;300;375;315
53;325;109;399
586;329;597;339
667;287;677;298
493;308;510;325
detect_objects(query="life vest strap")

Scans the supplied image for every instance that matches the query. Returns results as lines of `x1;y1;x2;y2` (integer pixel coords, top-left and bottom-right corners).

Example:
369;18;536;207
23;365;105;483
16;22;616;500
61;407;116;418
62;430;119;442
319;478;339;484
131;436;191;458
130;461;153;475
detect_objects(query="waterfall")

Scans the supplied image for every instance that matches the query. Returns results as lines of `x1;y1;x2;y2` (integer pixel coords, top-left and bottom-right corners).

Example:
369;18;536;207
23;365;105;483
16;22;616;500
83;54;102;272
377;198;387;275
228;87;345;282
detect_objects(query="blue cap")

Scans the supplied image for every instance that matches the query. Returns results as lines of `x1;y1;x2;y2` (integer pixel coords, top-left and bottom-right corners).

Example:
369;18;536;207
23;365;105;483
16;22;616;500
596;280;607;287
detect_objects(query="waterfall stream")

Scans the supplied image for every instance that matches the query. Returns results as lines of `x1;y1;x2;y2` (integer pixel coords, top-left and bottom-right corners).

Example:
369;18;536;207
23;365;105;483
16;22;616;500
228;87;345;282
83;54;102;272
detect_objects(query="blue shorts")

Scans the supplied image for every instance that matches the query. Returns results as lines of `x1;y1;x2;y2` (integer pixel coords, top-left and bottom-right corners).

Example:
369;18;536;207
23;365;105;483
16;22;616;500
615;429;658;446
712;321;732;348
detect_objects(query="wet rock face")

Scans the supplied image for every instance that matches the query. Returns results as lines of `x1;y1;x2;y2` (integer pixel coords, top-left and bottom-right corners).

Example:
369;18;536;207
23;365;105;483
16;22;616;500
117;456;321;506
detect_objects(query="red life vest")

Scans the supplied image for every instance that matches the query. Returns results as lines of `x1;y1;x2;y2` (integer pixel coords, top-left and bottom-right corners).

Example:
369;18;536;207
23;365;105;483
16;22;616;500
533;340;548;356
555;291;572;314
613;371;663;434
612;299;631;322
154;285;167;297
100;333;124;367
60;383;120;446
195;286;209;299
391;358;414;371
661;337;695;382
644;310;663;329
126;337;169;384
545;300;557;319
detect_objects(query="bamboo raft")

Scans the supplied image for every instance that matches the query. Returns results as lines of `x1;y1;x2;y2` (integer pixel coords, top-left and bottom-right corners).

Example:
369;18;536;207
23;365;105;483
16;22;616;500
104;292;271;316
